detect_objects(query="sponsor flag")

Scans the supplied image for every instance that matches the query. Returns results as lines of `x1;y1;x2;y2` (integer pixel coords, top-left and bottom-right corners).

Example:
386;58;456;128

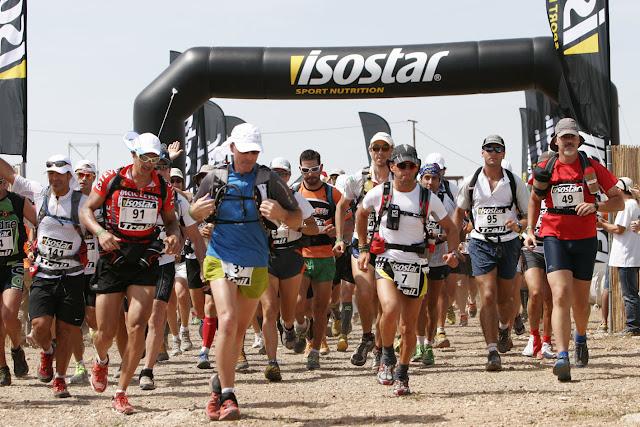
546;0;612;139
0;0;27;160
521;90;561;174
203;101;226;164
358;112;391;163
224;116;245;137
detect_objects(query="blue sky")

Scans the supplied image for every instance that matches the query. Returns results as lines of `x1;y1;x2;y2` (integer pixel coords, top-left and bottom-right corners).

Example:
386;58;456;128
4;0;638;179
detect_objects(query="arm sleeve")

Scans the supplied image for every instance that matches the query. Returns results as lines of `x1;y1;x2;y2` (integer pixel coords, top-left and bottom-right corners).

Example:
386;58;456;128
456;177;472;210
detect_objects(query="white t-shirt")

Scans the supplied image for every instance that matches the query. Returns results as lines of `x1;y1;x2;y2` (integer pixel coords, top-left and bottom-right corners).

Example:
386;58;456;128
158;192;196;266
341;166;391;240
608;198;640;267
428;187;456;268
456;168;529;242
271;192;315;247
362;183;448;264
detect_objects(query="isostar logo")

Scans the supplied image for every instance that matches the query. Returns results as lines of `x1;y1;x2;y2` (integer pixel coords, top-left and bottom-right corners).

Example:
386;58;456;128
0;0;26;80
547;0;606;55
290;48;449;95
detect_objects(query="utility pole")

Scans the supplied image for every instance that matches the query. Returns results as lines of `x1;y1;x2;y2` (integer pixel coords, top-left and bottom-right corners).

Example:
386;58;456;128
408;119;418;148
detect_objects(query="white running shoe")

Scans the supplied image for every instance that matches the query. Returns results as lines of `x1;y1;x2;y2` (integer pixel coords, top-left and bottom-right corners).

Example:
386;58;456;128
252;333;264;350
540;342;556;359
522;335;535;357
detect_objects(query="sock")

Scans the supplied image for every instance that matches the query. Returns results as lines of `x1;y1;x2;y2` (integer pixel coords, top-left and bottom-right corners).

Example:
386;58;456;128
558;351;569;359
268;359;278;365
330;303;340;320
426;339;434;346
382;346;397;366
309;348;319;355
416;336;425;346
55;372;65;379
115;389;125;395
436;327;445;334
44;346;54;355
221;387;235;395
498;322;509;330
200;346;210;355
340;302;353;335
395;364;409;380
202;316;217;348
179;325;188;334
575;334;587;344
295;319;308;332
542;335;552;344
97;355;109;365
362;331;375;341
487;343;497;353
11;345;21;352
531;328;540;337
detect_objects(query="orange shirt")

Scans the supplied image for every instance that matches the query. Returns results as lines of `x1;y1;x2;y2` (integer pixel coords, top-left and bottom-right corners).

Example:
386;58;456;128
299;183;342;259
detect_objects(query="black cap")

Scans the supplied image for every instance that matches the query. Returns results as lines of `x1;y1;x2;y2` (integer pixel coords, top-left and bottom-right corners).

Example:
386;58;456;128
390;144;420;166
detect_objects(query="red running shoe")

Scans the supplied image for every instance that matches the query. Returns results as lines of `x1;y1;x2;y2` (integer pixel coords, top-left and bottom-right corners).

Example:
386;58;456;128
205;391;221;421
112;391;134;415
219;398;240;421
53;377;71;398
91;359;108;393
37;351;54;383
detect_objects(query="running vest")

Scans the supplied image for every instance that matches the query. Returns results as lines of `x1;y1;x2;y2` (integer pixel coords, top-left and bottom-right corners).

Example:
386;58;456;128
427;184;454;244
270;190;304;250
294;181;336;247
354;166;385;241
0;191;27;263
467;167;520;237
543;151;591;215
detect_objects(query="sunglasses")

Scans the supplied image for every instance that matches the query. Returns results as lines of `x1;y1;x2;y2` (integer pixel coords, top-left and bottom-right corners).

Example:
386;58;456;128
46;160;70;168
138;153;161;164
300;165;322;174
483;145;505;153
76;172;95;179
371;144;391;153
395;162;418;170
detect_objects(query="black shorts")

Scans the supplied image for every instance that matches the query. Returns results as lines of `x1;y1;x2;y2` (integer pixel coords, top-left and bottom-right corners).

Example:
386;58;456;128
269;249;304;280
543;236;597;281
29;274;85;327
450;253;472;276
427;265;450;281
91;257;159;294
0;263;24;293
186;257;204;289
333;250;355;285
84;274;96;307
522;250;546;271
155;262;176;303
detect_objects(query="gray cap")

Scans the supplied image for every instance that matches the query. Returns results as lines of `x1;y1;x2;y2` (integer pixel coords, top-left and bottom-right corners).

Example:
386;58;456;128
550;118;585;151
270;157;291;172
482;134;505;147
195;164;216;182
390;144;420;166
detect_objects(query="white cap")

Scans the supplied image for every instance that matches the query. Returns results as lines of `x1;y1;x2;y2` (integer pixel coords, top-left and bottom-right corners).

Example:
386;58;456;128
270;157;291;172
74;160;97;174
369;132;394;147
329;168;345;177
425;152;445;169
45;154;73;175
616;177;633;192
227;123;263;153
134;133;162;156
501;159;513;171
170;168;184;180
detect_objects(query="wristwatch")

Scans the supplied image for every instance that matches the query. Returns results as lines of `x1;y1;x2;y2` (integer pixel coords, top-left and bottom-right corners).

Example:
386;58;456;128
516;221;523;233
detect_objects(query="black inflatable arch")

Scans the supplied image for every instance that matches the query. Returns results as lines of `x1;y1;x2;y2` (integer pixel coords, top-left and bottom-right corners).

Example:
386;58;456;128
134;37;565;146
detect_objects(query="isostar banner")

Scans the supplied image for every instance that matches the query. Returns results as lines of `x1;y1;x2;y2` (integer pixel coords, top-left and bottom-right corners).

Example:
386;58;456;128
358;112;391;164
521;90;561;175
224;116;245;137
203;101;226;164
0;0;27;159
546;0;611;138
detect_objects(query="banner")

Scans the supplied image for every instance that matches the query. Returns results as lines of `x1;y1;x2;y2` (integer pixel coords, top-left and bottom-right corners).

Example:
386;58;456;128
0;0;27;160
546;0;611;138
522;90;561;175
203;101;226;163
224;116;245;137
358;112;391;163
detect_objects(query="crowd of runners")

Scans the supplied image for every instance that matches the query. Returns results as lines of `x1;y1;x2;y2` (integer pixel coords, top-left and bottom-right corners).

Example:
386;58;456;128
0;117;626;421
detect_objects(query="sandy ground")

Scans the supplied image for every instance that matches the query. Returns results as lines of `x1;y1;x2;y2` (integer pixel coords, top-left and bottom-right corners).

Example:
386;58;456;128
2;307;640;426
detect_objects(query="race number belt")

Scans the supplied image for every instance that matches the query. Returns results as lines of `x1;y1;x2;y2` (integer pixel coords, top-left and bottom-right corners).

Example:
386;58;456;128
222;260;253;286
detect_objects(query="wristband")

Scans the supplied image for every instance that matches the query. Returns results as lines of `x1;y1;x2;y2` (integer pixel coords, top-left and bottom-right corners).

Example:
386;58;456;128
358;244;370;253
95;228;107;238
336;237;344;243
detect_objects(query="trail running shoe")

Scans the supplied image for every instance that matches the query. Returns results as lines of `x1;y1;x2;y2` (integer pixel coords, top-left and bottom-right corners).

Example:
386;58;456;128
113;366;121;380
467;301;478;318
497;328;513;354
306;351;320;371
320;337;330;355
331;318;341;338
293;327;308;354
574;341;589;368
0;366;10;386
91;359;108;393
252;333;264;349
180;329;193;352
264;360;282;382
156;351;169;362
197;351;212;369
206;374;222;420
485;350;502;372
411;344;426;362
434;332;450;349
377;363;394;385
169;336;182;357
539;342;556;359
236;349;249;372
336;334;349;352
350;335;375;366
112;391;134;415
522;335;535;357
459;313;469;327
446;306;456;325
139;368;155;390
282;326;296;350
371;347;382;372
219;394;241;421
68;363;89;385
392;378;410;396
553;356;571;382
37;351;54;383
303;340;313;358
514;314;526;336
11;346;28;377
422;345;435;366
53;377;71;398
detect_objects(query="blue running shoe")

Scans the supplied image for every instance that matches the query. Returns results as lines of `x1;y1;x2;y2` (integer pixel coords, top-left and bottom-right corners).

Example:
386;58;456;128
553;356;571;382
197;351;212;369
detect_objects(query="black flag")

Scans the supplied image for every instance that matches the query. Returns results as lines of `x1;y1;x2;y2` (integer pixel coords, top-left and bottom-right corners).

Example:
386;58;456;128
358;112;391;163
546;0;611;138
521;90;561;174
203;101;226;164
0;0;27;160
224;116;245;137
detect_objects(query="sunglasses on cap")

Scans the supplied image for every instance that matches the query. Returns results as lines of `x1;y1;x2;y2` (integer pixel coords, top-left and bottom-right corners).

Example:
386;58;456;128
46;160;70;168
370;144;391;153
483;145;505;154
138;153;161;164
300;165;322;174
395;162;418;170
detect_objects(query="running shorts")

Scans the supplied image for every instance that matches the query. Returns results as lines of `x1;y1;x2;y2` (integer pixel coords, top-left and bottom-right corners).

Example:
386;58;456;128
303;257;336;283
91;257;160;294
522;250;546;271
186;258;204;289
269;248;305;280
155;262;176;303
84;274;96;307
175;261;188;281
30;274;85;326
333;250;355;285
375;257;427;299
202;255;268;299
543;236;597;281
427;265;450;281
0;262;24;292
468;238;522;280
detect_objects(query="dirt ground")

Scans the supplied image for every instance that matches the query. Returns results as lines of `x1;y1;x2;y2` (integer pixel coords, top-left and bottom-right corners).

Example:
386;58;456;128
2;307;640;426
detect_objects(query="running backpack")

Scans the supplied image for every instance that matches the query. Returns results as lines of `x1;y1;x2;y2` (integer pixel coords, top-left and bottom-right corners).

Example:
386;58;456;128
292;181;337;247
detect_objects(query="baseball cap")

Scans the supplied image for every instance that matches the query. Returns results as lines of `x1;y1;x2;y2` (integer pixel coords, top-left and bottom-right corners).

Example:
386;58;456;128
369;132;394;147
329;168;345;177
74;160;97;174
616;177;633;193
390;144;420;166
482;134;505;148
270;157;291;172
170;168;184;180
550;118;585;151
227;123;263;153
45;154;73;175
134;133;162;156
424;152;445;169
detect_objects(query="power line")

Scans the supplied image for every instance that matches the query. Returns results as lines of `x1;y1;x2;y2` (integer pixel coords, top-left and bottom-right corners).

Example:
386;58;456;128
28;129;121;137
414;126;483;167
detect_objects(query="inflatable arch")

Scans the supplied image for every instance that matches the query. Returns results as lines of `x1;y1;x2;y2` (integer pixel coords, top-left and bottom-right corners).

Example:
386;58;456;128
133;36;618;147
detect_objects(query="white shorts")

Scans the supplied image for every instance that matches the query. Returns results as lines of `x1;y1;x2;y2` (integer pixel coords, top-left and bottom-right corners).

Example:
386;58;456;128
175;261;188;281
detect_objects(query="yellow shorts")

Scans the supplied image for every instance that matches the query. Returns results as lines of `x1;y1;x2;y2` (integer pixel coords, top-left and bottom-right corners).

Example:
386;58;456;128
202;256;269;299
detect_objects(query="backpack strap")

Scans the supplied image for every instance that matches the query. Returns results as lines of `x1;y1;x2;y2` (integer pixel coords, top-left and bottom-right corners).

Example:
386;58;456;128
419;186;431;243
503;168;519;212
467;167;483;227
323;182;336;220
443;179;453;201
373;181;393;233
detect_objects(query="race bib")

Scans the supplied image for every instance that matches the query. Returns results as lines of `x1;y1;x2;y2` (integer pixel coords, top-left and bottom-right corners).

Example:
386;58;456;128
118;195;158;231
475;207;509;234
551;184;584;209
0;228;14;256
426;220;443;240
222;261;253;286
40;235;74;259
391;261;422;297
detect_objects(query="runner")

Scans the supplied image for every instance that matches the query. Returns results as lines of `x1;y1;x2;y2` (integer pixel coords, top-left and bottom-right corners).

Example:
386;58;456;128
525;118;622;381
0;154;89;397
295;149;342;370
453;135;530;372
333;132;394;369
261;157;318;381
190;123;301;421
356;144;459;395
80;133;182;414
0;174;32;386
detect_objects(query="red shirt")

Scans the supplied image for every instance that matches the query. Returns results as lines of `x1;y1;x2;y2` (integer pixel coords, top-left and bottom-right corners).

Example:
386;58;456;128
537;157;617;240
94;164;174;241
